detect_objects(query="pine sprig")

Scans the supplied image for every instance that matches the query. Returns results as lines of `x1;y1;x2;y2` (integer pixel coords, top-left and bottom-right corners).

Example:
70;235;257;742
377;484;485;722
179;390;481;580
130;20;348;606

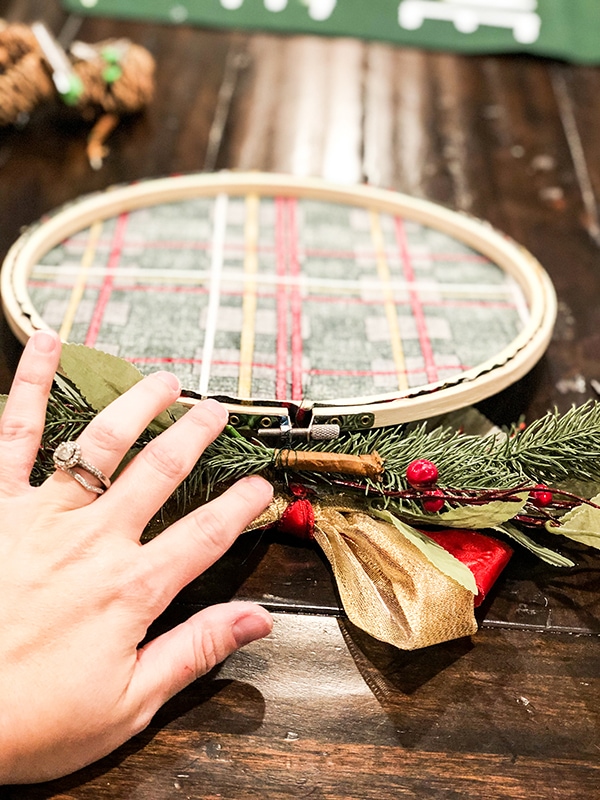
361;424;519;491
31;377;600;521
502;402;600;484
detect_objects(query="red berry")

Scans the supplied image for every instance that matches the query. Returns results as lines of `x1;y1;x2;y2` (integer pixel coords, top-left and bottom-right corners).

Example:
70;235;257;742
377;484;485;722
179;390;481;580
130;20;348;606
530;484;553;508
422;489;445;513
406;459;439;489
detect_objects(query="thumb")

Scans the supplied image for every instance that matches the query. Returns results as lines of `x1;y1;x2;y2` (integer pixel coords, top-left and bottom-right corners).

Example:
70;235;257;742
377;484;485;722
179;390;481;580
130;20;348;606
128;601;273;719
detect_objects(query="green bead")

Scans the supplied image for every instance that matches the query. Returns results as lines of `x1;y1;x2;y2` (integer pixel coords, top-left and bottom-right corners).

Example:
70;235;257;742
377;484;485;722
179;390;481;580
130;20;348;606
60;74;84;106
101;46;121;64
102;64;123;84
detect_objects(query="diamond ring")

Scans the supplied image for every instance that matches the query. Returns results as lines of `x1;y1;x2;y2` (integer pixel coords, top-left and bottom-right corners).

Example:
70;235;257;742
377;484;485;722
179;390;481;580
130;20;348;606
52;441;111;495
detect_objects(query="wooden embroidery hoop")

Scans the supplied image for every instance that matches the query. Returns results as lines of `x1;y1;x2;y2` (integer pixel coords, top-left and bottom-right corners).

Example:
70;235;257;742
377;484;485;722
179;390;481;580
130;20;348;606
1;172;557;432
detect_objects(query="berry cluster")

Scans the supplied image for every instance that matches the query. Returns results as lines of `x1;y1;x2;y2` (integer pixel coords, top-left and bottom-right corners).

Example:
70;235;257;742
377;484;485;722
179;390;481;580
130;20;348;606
405;459;445;513
405;460;556;518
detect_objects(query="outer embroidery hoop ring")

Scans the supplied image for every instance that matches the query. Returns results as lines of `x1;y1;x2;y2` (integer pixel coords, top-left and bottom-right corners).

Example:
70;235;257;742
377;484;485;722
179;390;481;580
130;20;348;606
1;171;557;430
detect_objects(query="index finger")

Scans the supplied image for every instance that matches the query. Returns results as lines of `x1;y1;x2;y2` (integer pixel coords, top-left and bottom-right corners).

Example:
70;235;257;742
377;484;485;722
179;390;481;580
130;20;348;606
0;330;61;492
141;475;273;608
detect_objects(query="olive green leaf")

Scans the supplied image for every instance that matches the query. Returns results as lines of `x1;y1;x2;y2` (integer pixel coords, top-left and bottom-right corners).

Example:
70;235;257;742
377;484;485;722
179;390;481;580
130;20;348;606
372;508;477;594
546;494;600;551
58;343;181;433
495;523;575;567
0;394;7;418
436;496;527;528
58;343;143;410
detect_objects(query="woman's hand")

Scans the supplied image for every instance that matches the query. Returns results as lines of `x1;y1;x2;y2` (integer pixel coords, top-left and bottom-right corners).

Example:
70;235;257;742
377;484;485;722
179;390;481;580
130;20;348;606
0;330;273;784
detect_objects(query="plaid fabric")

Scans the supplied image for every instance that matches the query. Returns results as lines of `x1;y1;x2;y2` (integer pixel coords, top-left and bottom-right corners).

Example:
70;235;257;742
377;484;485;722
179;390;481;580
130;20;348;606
28;194;528;403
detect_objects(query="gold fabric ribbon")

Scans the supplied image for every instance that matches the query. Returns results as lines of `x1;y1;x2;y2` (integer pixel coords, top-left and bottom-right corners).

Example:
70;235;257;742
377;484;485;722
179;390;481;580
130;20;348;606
249;494;477;650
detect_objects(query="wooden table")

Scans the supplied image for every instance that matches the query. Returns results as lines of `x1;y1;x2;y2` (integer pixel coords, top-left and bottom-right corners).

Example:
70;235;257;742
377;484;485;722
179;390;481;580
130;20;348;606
1;2;599;797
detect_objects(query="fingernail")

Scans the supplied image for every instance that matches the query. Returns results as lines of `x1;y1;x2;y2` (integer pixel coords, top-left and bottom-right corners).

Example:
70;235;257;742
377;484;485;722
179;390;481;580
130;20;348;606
154;371;180;392
241;475;274;500
32;329;58;354
202;398;228;424
232;608;273;648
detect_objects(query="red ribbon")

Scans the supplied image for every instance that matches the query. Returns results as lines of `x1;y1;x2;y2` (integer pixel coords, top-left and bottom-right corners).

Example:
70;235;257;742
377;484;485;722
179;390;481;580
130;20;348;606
425;528;513;607
278;486;315;541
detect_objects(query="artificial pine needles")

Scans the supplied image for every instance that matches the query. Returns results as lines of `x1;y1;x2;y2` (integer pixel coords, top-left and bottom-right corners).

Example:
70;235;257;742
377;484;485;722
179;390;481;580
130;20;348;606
30;374;600;515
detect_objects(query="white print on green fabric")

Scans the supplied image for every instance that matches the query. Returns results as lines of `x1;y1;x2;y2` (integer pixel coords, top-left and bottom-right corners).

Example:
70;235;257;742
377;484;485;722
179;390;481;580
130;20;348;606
220;0;338;22
64;0;600;65
399;0;541;43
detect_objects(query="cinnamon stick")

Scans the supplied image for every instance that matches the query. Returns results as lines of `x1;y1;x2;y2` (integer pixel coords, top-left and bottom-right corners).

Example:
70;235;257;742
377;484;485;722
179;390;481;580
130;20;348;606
275;449;384;481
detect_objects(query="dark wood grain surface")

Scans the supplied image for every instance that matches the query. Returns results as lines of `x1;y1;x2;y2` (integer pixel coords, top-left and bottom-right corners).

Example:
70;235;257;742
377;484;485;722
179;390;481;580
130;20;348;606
0;1;599;796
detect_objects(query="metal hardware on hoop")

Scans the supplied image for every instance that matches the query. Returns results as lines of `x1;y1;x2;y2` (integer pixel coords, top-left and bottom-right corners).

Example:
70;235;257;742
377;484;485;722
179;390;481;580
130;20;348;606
257;419;341;443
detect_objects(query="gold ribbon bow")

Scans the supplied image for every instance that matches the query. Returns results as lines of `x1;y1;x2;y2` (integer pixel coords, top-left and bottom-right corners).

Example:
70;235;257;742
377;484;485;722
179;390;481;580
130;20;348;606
250;494;477;650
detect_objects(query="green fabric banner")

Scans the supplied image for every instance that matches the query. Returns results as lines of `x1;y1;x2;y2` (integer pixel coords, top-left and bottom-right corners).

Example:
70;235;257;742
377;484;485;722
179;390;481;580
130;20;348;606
62;0;600;63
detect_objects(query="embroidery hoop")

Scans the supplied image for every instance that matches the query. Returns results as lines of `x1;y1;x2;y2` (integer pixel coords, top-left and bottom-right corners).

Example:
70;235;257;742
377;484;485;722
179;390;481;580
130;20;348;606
1;172;556;432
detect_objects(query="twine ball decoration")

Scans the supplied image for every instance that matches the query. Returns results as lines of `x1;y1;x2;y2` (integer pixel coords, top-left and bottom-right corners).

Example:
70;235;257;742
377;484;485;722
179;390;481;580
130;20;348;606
0;22;54;125
69;38;155;117
0;21;155;125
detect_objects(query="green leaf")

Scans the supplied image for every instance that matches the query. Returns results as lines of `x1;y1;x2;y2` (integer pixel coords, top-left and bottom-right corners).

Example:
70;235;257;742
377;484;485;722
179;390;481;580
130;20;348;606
58;343;178;433
372;508;478;594
59;343;143;411
0;394;7;418
495;523;575;567
437;496;527;528
546;494;600;551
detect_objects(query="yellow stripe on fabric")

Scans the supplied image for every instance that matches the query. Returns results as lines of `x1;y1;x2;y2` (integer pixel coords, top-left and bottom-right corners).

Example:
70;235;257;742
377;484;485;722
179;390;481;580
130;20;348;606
59;220;103;340
369;210;408;391
238;193;259;398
